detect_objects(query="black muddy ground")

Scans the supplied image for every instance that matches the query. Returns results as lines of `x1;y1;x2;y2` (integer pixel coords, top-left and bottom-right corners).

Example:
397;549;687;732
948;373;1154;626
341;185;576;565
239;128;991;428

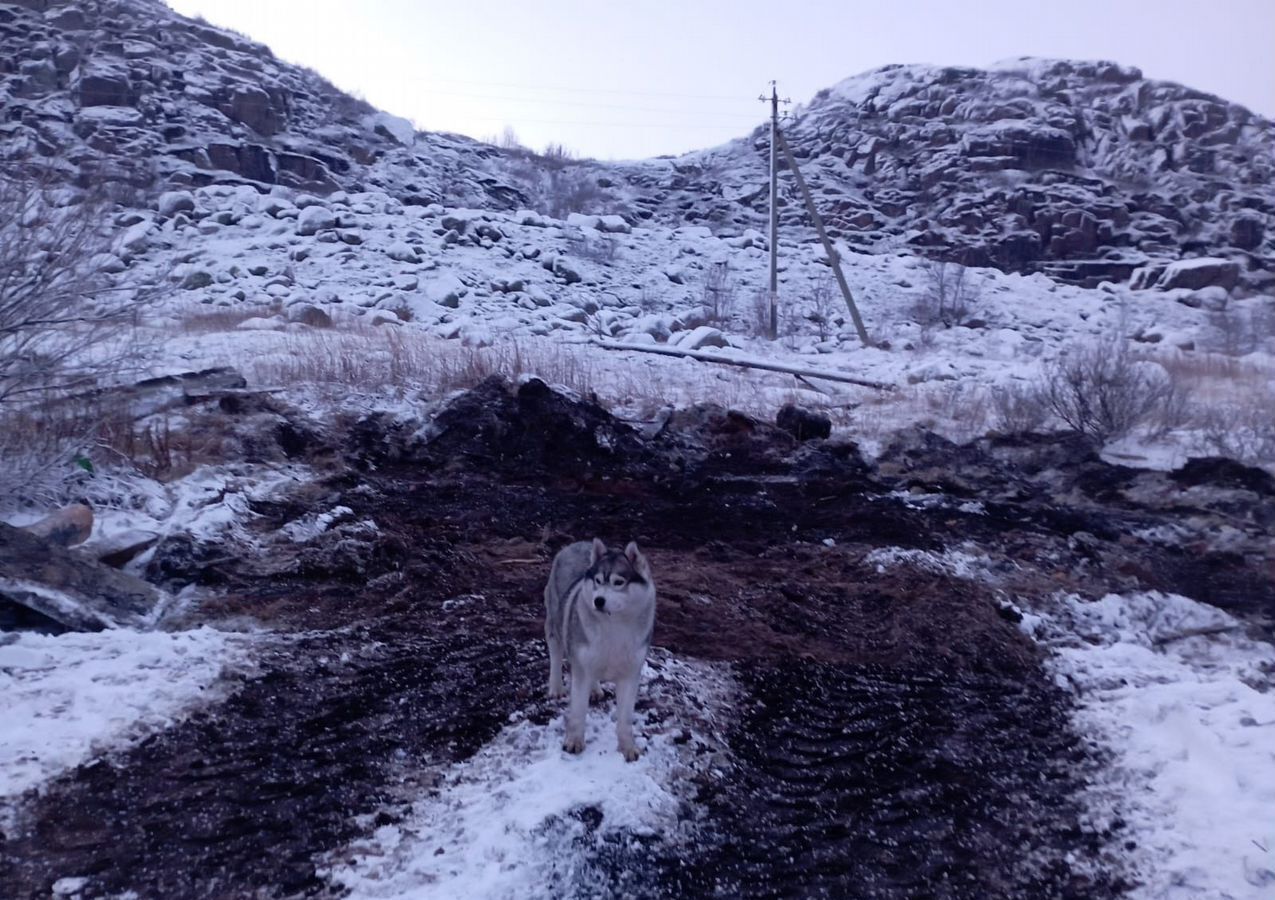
2;376;1272;899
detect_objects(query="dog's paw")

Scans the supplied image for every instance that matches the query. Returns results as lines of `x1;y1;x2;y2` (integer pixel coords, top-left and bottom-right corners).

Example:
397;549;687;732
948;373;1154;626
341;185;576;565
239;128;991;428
563;735;585;754
589;685;604;703
619;743;640;763
547;684;565;700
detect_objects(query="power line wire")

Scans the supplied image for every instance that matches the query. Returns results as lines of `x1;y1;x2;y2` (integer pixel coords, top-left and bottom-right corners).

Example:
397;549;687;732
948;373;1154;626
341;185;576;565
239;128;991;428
414;76;752;103
410;87;759;118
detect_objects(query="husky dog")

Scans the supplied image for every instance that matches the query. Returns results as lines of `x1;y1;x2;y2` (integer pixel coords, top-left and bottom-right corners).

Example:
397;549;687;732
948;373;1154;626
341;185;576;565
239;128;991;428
545;538;655;762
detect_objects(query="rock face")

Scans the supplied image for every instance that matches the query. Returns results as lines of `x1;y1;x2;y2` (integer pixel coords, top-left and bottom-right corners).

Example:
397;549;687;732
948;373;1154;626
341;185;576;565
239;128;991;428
622;59;1273;291
0;0;1270;291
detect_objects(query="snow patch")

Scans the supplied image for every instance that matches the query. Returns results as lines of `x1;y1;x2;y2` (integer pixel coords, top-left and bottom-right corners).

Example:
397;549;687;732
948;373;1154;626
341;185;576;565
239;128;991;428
326;651;734;900
0;627;254;804
864;545;994;580
1027;591;1275;899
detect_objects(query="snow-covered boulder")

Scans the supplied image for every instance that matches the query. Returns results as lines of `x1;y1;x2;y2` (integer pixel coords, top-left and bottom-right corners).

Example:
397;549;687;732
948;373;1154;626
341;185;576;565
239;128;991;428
386;241;422;264
296;205;337;236
423;274;468;308
674;326;730;350
597;214;631;234
1157;258;1240;292
365;112;416;146
157;190;195;218
567;213;602;230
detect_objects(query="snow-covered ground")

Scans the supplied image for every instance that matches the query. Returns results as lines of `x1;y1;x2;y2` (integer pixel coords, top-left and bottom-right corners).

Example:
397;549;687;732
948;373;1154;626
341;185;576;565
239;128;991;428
1029;592;1275;899
325;652;735;900
0;627;254;816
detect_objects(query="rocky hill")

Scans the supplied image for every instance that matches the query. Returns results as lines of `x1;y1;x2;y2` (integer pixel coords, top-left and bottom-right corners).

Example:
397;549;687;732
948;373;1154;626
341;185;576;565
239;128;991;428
2;0;1273;293
621;60;1275;293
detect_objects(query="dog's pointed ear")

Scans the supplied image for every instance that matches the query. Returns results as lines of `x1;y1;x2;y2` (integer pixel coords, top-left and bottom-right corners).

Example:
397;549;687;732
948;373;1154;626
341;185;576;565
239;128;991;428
590;537;606;564
625;541;652;579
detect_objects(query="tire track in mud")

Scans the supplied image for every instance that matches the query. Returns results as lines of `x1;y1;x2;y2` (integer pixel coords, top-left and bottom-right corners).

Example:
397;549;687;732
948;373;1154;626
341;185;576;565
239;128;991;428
554;664;1124;900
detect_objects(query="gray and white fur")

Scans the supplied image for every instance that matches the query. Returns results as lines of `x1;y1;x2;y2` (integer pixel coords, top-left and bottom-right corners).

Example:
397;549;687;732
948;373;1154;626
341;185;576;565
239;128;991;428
544;538;656;762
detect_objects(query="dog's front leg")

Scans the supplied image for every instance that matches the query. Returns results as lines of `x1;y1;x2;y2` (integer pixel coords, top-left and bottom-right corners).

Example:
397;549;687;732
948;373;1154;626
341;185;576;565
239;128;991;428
563;664;590;754
614;672;640;762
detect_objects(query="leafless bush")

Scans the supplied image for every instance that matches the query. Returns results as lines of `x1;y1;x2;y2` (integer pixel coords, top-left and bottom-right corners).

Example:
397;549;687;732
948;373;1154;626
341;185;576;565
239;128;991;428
700;262;736;326
0;167;155;502
496;126;524;151
544;166;604;218
1196;382;1275;464
805;275;839;342
0;170;144;407
637;286;661;313
542;142;574;163
749;288;775;338
503;141;606;218
912;259;982;328
990;381;1051;433
1039;341;1178;442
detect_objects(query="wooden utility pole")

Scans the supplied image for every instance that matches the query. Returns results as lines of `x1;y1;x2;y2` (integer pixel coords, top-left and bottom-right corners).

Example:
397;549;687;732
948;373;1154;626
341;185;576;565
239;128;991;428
759;82;788;339
774;127;874;348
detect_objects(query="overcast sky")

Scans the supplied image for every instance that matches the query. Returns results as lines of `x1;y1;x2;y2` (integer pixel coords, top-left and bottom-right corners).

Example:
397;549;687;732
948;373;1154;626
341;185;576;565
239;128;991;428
168;0;1275;161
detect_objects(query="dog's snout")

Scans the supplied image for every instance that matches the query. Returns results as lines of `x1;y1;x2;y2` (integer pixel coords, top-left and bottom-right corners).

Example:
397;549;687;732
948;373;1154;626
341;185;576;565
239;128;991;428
594;596;606;610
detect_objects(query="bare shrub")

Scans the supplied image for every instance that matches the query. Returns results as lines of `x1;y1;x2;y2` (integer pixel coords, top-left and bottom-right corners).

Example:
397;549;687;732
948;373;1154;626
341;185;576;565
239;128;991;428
0;169;143;406
637;286;661;313
1039;341;1177;442
542;142;574;163
700;262;736;326
749;287;774;338
0;167;156;503
544;166;604;218
1208;307;1257;356
805;274;839;342
990;381;1050;433
1196;382;1275;464
496;126;524;151
923;381;991;442
913;259;982;328
503;141;606;218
